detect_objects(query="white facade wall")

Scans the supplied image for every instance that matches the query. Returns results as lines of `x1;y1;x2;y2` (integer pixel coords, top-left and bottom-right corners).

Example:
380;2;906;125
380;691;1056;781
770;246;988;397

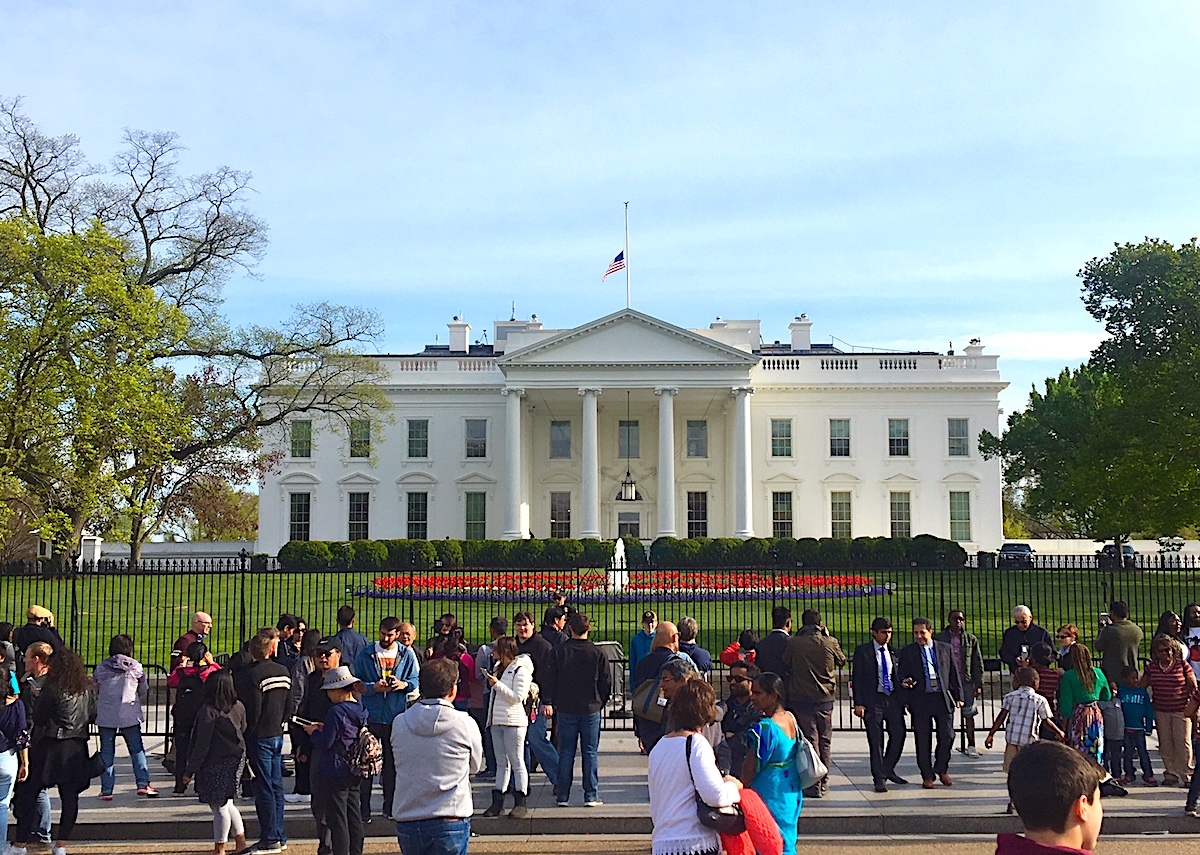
258;310;1006;555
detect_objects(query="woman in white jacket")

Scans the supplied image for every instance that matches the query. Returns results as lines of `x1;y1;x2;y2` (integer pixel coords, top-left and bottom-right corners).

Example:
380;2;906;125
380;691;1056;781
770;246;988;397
482;636;533;818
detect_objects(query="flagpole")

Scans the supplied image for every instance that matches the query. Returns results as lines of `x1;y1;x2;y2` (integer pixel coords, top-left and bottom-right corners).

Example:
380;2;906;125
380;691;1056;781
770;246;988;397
624;201;631;309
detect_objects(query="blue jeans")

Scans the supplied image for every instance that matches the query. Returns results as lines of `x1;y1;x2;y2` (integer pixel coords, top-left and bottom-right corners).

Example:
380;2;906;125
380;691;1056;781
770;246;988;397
1123;730;1154;780
0;749;17;832
555;711;600;803
247;735;286;845
1188;738;1200;808
523;708;559;788
99;724;151;793
394;817;470;855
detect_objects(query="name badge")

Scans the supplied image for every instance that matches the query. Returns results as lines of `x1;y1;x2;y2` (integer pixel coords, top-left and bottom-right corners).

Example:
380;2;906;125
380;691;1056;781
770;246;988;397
929;671;939;691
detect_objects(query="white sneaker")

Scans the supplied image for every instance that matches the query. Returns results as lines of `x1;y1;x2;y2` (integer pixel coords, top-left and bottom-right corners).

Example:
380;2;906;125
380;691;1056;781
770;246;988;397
966;746;980;759
283;793;310;804
53;848;67;855
4;845;28;855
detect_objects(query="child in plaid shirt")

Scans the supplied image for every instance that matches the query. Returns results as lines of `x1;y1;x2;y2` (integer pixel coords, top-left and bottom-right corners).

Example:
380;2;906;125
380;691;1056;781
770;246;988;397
986;667;1067;813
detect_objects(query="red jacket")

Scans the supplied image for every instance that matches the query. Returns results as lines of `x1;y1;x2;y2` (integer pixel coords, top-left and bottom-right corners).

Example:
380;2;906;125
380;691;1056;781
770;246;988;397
720;642;756;666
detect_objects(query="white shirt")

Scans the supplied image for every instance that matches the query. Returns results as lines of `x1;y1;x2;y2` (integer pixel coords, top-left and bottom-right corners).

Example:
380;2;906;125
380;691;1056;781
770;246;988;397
648;733;740;855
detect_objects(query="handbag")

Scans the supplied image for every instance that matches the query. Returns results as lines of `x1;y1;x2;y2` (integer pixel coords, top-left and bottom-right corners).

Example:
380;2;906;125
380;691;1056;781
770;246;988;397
86;750;107;780
685;734;746;835
790;713;828;790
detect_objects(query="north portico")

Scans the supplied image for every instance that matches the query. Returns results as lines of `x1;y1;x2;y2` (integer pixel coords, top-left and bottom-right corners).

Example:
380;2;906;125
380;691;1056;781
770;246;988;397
258;308;1007;554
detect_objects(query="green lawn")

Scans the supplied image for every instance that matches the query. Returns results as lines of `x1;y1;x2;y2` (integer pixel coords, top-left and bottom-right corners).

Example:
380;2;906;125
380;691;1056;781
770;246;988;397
3;564;1198;671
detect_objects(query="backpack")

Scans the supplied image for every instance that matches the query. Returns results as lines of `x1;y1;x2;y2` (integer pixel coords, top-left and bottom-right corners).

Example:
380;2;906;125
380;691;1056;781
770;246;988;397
173;671;206;727
344;725;384;778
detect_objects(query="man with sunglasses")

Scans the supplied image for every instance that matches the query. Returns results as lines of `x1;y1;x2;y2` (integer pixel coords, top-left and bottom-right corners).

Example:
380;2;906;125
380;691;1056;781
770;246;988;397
296;638;341;855
719;661;762;775
852;616;907;792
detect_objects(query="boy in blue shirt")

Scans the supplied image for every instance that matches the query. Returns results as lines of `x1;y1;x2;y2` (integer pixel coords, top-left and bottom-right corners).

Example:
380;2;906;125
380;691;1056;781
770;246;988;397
1116;665;1155;785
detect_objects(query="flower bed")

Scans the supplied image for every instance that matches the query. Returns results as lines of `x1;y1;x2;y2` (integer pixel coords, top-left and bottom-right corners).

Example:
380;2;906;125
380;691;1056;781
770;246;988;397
356;570;887;602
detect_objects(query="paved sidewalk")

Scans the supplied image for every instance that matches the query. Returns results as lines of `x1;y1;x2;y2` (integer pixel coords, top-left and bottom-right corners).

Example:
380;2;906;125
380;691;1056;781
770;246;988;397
36;730;1200;840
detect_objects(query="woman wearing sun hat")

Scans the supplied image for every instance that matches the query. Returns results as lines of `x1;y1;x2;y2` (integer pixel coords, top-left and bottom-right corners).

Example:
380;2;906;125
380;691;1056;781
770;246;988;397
301;666;368;855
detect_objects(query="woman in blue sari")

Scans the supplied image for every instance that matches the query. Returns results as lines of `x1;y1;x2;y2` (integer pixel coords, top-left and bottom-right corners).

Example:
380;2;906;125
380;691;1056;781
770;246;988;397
740;672;802;855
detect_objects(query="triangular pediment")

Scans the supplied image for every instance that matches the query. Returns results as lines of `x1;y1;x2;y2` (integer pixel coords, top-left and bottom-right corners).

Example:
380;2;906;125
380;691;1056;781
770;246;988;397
497;309;760;368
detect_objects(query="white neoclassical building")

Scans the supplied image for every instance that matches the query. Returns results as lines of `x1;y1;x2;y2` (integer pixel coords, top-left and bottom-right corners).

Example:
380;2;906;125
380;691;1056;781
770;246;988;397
257;309;1007;554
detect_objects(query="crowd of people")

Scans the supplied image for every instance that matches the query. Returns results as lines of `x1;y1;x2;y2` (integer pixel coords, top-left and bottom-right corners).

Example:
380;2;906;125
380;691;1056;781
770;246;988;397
1;595;1198;855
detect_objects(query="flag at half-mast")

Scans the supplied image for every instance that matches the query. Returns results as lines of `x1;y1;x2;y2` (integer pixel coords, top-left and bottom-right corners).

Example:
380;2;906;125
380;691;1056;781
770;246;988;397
603;251;626;281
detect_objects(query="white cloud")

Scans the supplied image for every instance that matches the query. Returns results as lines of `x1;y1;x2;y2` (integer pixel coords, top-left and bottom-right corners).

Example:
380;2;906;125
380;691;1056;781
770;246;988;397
983;330;1106;362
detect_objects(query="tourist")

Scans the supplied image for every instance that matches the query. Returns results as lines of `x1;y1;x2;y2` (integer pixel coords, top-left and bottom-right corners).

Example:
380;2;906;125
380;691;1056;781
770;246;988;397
1140;635;1196;787
851;617;906;793
184;670;248;855
92;633;156;799
473;616;508;781
539;606;568;649
233;628;291;854
549;591;576;621
430;635;477;716
653;659;695;752
677;617;713;677
717;660;762;775
628;610;658;680
998;740;1104;854
1094;601;1143;688
648;679;743;855
285;627;324;805
169;641;219;796
781;609;845;798
1055;624;1080;668
1154;611;1187;658
1116;666;1156;786
899;616;963;788
1181;685;1200;816
1057;644;1126;797
544;612;611;807
397;622;426;668
390;658;482;855
12;642;51;848
170;612;212;672
481;636;532;818
424;614;458;660
353;616;419;823
13;607;62;660
514;611;559;788
999;606;1052;672
0;664;28;841
333;607;369;669
9;647;95;855
296;638;342;855
302;666;368;855
0;623;16;677
755;607;791;684
983;667;1065;814
1029;643;1061;721
1184;604;1200;678
741;673;802;855
273;614;302;672
934;609;984;757
633;622;696;753
719;629;759;666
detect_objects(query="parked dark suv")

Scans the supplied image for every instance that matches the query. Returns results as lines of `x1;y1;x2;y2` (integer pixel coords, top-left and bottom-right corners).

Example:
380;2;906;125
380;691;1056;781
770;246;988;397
997;543;1035;568
1097;543;1138;570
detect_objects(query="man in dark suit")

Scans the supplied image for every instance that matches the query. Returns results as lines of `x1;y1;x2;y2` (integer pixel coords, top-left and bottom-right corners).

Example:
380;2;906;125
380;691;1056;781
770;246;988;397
755;606;792;682
898;616;964;789
852;616;907;793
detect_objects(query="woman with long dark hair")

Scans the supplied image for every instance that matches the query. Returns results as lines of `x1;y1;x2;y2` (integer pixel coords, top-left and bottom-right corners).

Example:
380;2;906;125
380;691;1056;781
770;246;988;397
741;673;802;855
1057;644;1110;765
482;636;532;818
1155;611;1186;658
183;669;248;855
10;647;95;855
286;627;323;804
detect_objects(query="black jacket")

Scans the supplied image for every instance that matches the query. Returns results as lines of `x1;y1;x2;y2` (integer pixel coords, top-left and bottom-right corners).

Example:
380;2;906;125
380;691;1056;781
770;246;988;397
543;638;612;715
518;633;554;682
851;641;901;707
31;683;95;741
14;623;63;657
897;640;963;713
999;623;1053;671
234;659;291;739
186;702;247;775
756;629;791;681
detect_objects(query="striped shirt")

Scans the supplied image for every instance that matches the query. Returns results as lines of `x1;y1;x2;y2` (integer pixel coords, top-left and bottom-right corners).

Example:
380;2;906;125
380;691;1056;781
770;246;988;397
1033;665;1060;714
1147;659;1192;713
1001;686;1054;747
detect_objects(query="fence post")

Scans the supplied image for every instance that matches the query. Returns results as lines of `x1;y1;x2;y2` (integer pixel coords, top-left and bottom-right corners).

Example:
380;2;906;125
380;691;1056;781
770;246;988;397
238;549;249;644
69;556;80;651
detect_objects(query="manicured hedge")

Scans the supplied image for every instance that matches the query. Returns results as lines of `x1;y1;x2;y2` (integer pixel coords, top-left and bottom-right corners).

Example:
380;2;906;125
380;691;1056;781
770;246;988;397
276;533;967;572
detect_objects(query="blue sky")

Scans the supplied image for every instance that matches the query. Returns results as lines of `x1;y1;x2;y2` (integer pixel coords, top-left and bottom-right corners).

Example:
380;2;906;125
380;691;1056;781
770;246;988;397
5;1;1200;415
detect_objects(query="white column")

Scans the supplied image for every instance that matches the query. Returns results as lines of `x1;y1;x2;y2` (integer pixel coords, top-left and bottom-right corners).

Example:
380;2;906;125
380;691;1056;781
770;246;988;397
732;386;755;538
655;387;678;538
579;387;602;539
502;387;525;539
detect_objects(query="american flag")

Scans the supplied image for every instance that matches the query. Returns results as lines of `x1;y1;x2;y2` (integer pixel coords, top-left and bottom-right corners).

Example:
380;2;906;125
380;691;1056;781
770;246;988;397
603;251;626;281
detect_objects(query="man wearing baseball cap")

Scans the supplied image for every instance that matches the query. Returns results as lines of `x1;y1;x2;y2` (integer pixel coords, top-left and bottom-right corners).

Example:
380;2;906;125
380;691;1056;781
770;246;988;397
628;610;657;682
14;605;62;658
294;638;343;854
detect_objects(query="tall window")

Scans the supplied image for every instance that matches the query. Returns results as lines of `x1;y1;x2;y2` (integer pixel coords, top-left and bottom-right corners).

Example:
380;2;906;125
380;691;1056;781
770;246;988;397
890;491;912;539
465;492;486;540
686;491;708;538
349;419;370;458
348;492;369;540
407;419;429;458
829;419;850;457
686;420;708;458
771;419;792;457
290;421;312;458
888;418;910;457
618;511;640;538
289;493;311;541
407;492;428;540
950;491;972;541
619;420;640;458
830;491;852;539
465;419;488;458
772;492;794;538
550;421;571;459
549;492;571;538
947;418;969;457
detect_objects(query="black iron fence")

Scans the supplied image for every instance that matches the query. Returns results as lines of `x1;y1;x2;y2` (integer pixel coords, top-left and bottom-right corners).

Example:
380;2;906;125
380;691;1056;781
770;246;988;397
3;556;1198;737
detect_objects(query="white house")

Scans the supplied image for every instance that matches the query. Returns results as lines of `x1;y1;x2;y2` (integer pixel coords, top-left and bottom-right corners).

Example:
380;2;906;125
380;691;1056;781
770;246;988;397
257;309;1007;554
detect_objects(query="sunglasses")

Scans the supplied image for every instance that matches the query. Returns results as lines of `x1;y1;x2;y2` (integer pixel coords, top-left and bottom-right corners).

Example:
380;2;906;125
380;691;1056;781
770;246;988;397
728;676;750;683
1056;634;1074;639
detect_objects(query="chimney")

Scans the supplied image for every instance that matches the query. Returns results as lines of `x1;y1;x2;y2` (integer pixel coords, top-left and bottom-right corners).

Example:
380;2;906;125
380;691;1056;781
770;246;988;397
964;338;985;357
448;316;471;353
789;314;812;351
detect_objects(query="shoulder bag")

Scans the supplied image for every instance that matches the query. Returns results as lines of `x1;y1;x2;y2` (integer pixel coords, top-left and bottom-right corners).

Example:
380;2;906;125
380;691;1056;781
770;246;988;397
789;712;828;790
685;734;745;835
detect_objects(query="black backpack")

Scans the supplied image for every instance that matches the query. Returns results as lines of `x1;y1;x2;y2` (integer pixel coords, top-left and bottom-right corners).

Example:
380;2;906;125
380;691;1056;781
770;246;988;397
173;672;206;727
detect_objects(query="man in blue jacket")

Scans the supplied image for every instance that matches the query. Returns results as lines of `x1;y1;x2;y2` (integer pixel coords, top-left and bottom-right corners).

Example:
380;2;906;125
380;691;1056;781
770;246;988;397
353;616;419;822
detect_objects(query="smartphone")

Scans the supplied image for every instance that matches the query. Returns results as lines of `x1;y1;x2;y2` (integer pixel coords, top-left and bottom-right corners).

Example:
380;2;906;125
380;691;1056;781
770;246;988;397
291;716;317;728
1099;612;1111;626
1019;644;1029;661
